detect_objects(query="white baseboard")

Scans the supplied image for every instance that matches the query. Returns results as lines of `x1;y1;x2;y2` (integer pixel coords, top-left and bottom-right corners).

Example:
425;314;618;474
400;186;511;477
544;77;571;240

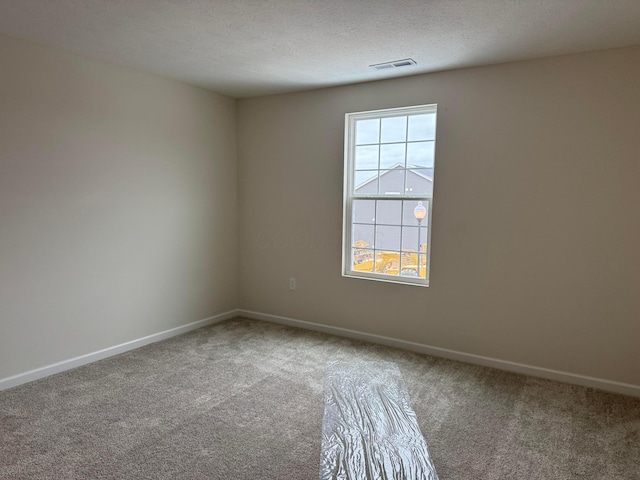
238;309;640;398
0;309;240;391
4;308;638;398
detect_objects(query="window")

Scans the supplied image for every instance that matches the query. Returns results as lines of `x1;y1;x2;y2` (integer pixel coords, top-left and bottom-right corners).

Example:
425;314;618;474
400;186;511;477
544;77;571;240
342;104;437;287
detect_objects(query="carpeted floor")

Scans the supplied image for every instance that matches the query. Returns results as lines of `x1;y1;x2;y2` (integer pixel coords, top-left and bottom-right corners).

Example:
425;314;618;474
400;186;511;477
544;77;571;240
1;317;639;479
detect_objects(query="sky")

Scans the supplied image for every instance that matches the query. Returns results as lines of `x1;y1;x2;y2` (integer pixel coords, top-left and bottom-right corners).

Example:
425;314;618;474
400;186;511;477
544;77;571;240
354;113;436;184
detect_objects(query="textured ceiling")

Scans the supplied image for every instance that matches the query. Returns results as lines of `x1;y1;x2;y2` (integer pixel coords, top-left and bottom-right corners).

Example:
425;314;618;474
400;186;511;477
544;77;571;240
0;0;639;98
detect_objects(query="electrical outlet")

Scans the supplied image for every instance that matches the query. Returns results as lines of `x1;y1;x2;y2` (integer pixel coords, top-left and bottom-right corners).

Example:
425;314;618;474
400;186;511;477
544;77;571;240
289;277;296;290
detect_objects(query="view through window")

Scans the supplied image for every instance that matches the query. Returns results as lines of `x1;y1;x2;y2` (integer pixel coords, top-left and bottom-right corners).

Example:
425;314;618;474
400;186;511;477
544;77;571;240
342;104;437;286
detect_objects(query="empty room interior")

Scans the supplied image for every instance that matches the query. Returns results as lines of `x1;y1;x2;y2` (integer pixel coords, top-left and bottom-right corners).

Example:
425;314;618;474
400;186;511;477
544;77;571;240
1;1;639;479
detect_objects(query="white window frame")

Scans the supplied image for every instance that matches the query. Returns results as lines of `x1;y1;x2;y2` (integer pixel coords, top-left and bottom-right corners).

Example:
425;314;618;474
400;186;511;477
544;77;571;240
342;104;437;287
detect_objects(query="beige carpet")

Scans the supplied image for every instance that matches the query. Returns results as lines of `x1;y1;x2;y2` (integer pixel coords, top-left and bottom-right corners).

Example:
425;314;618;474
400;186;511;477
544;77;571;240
1;317;639;479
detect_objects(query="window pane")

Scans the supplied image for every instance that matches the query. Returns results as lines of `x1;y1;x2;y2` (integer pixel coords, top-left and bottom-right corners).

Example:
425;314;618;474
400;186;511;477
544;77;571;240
402;226;419;251
380;143;405;169
355;145;379;170
353;200;376;224
407;141;434;168
375;225;401;251
378;169;405;196
418;248;427;278
400;267;420;278
355;118;379;145
406;169;433;196
402;200;430;226
352;248;375;272
399;251;419;278
375;200;402;225
353;224;374;249
408;113;436;141
402;226;428;251
417;253;427;270
380;116;407;143
354;171;378;194
376;251;400;276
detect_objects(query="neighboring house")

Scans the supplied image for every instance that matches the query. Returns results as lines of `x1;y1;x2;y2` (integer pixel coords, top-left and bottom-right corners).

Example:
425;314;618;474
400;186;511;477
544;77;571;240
353;164;432;248
355;163;433;197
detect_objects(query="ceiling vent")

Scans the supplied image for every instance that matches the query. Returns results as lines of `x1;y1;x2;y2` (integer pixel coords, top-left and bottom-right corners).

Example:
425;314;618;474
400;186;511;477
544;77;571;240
370;58;417;70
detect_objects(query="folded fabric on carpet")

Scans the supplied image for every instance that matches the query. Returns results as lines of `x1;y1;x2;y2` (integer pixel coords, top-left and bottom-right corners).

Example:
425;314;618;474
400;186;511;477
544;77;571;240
320;360;439;480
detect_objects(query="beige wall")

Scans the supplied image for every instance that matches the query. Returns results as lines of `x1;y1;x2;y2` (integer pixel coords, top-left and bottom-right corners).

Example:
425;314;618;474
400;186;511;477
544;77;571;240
0;35;238;379
238;46;640;386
